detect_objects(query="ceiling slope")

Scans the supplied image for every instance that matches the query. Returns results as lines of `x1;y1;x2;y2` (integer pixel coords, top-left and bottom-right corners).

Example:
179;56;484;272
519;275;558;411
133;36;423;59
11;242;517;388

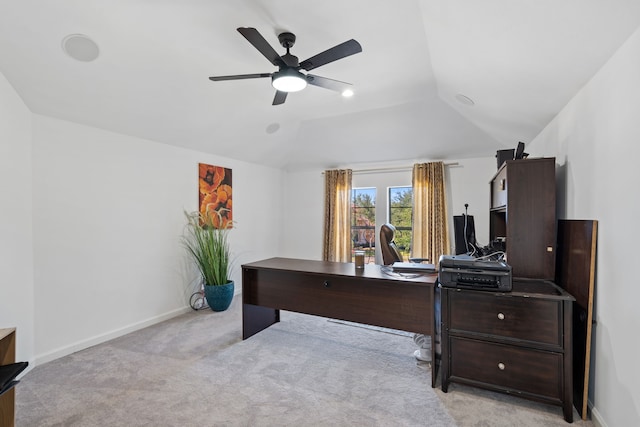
0;0;639;170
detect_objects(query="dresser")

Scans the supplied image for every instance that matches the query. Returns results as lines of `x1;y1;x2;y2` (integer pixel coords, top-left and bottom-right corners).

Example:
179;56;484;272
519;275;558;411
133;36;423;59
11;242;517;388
440;280;575;422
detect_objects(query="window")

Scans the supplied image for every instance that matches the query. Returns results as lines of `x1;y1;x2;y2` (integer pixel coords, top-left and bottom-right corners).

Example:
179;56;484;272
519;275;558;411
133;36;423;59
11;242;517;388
389;186;413;261
350;185;414;264
351;188;376;264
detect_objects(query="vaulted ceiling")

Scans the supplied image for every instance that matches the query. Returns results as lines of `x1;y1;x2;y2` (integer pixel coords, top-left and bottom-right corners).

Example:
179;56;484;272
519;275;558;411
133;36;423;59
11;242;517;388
1;1;639;171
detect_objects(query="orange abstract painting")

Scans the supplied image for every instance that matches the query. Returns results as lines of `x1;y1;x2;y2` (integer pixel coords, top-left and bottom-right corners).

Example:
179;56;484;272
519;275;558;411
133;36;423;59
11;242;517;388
198;163;233;229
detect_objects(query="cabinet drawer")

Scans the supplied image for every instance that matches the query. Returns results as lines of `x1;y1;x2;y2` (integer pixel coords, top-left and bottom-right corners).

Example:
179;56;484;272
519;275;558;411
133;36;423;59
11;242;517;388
450;337;562;400
448;290;561;347
491;167;507;208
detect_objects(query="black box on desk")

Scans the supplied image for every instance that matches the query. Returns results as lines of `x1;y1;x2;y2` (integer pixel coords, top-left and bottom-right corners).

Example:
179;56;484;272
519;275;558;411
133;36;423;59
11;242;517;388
496;149;514;169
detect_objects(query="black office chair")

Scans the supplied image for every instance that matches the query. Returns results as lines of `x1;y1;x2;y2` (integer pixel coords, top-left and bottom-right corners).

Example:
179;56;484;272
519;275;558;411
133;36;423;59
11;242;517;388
379;223;429;265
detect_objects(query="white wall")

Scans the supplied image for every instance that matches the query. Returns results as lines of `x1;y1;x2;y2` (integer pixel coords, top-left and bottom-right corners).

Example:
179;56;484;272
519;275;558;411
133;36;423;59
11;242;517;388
445;157;496;247
282;157;495;262
0;72;35;362
281;170;325;260
530;26;640;427
30;115;283;364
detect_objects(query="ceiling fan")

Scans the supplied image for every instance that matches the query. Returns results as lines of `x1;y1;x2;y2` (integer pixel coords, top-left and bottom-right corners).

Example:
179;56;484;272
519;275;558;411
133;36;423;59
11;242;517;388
209;27;362;105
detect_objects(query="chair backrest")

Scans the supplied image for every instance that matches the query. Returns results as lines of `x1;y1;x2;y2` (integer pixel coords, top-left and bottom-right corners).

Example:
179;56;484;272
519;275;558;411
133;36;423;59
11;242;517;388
380;223;403;265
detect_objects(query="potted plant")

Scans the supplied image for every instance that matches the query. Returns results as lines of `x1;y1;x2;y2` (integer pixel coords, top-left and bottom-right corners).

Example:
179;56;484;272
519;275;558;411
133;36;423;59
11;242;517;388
182;210;234;311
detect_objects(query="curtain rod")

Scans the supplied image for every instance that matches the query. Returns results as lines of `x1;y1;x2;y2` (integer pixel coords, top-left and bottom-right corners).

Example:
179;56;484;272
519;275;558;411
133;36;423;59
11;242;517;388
322;162;459;175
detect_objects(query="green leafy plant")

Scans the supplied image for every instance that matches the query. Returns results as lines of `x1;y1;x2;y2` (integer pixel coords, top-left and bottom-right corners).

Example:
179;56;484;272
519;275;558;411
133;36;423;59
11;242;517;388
182;210;232;286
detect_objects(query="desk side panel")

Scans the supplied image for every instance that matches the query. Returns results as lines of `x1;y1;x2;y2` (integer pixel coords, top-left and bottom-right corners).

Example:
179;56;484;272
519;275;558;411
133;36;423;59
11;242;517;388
243;268;280;339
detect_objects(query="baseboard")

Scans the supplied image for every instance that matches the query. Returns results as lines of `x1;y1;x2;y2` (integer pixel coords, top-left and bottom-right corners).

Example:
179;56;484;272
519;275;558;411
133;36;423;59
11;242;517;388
589;399;607;427
33;306;191;366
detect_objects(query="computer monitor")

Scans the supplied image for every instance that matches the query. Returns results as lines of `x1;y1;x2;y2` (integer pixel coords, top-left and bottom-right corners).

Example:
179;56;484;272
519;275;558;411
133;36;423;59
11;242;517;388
453;214;477;255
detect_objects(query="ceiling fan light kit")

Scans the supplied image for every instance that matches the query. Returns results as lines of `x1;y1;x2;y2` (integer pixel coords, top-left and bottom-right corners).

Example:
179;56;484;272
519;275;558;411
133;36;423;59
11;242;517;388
209;27;362;105
272;69;307;92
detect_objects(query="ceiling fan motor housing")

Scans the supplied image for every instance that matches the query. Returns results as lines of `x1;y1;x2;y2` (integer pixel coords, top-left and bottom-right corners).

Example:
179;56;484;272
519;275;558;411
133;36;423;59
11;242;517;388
278;32;296;49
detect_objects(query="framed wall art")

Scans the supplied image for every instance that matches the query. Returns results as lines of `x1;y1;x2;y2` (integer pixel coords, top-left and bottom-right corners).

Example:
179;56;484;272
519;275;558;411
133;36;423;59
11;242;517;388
198;163;232;229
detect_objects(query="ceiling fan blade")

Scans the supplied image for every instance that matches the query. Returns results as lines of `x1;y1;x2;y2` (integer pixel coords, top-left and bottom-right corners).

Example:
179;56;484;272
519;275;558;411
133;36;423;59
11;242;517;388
237;27;285;67
299;39;362;71
209;73;271;81
306;74;352;93
272;90;287;105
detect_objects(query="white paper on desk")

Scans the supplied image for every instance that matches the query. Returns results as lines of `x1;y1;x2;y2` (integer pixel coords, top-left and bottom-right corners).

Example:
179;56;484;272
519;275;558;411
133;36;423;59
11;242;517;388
391;262;436;273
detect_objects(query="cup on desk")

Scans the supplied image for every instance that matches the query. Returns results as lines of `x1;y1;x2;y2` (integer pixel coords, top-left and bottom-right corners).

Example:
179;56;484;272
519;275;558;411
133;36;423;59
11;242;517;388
354;251;365;269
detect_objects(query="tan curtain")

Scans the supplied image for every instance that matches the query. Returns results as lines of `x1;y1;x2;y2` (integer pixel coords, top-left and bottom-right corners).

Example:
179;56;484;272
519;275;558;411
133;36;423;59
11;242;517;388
323;169;352;262
412;162;450;263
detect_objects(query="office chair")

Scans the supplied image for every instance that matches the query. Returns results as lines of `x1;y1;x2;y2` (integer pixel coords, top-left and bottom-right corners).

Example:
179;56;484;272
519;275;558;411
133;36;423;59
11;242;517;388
379;223;429;265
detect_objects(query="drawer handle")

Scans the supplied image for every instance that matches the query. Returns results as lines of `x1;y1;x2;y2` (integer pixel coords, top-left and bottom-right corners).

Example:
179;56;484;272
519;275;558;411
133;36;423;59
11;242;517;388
324;280;330;288
498;362;505;371
497;312;505;320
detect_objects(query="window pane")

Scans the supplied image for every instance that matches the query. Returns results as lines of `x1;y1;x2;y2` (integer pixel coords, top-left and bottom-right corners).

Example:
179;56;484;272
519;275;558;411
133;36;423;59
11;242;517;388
388;186;413;261
389;186;413;228
351;188;376;264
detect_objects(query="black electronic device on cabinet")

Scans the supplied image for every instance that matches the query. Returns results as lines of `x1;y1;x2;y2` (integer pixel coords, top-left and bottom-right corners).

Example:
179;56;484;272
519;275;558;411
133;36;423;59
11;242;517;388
496;149;515;169
514;141;529;159
453;204;477;255
439;255;512;292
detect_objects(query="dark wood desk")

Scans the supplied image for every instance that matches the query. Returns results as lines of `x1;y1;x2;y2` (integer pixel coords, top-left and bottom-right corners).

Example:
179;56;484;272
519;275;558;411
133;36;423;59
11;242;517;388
242;257;438;387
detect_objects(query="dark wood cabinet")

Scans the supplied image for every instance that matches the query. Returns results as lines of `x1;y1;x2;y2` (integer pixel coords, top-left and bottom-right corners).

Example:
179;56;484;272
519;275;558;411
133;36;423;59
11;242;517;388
490;157;556;279
0;328;16;427
441;280;574;423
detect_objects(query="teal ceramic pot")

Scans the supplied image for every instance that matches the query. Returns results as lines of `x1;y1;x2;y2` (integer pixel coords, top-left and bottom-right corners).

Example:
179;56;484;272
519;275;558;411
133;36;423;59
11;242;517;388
203;281;234;312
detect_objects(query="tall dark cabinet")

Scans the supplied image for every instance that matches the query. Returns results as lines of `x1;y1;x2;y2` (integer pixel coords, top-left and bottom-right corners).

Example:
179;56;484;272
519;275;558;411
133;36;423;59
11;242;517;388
440;156;573;422
489;157;556;279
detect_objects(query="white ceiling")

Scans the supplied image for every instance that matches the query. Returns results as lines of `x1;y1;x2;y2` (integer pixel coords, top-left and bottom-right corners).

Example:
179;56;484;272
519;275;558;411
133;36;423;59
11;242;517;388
1;0;639;171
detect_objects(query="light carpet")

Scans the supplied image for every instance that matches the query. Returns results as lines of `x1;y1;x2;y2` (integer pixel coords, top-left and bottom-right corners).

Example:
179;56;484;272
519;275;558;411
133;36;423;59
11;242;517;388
16;297;593;426
16;299;454;426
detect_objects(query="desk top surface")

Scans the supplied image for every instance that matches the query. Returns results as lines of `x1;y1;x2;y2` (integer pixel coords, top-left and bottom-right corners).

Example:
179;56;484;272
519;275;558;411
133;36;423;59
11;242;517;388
242;257;437;285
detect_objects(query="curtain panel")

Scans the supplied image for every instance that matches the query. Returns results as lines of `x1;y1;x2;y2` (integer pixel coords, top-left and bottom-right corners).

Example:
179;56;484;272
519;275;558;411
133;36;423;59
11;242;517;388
412;162;450;263
322;169;352;262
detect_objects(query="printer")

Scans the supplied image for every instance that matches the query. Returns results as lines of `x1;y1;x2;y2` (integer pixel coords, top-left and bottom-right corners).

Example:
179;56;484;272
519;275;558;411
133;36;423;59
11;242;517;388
438;254;512;291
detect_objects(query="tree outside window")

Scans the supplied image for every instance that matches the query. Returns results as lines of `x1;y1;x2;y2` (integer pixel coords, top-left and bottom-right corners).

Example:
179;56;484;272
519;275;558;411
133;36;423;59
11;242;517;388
351;188;376;264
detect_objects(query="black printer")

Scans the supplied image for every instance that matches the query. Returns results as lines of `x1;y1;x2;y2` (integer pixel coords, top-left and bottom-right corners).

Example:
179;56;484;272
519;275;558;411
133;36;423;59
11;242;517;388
438;254;512;292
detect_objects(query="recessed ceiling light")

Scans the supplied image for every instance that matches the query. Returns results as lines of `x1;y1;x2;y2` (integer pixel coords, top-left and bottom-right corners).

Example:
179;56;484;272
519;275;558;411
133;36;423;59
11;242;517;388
455;94;475;106
62;34;100;62
266;123;280;134
342;89;354;98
